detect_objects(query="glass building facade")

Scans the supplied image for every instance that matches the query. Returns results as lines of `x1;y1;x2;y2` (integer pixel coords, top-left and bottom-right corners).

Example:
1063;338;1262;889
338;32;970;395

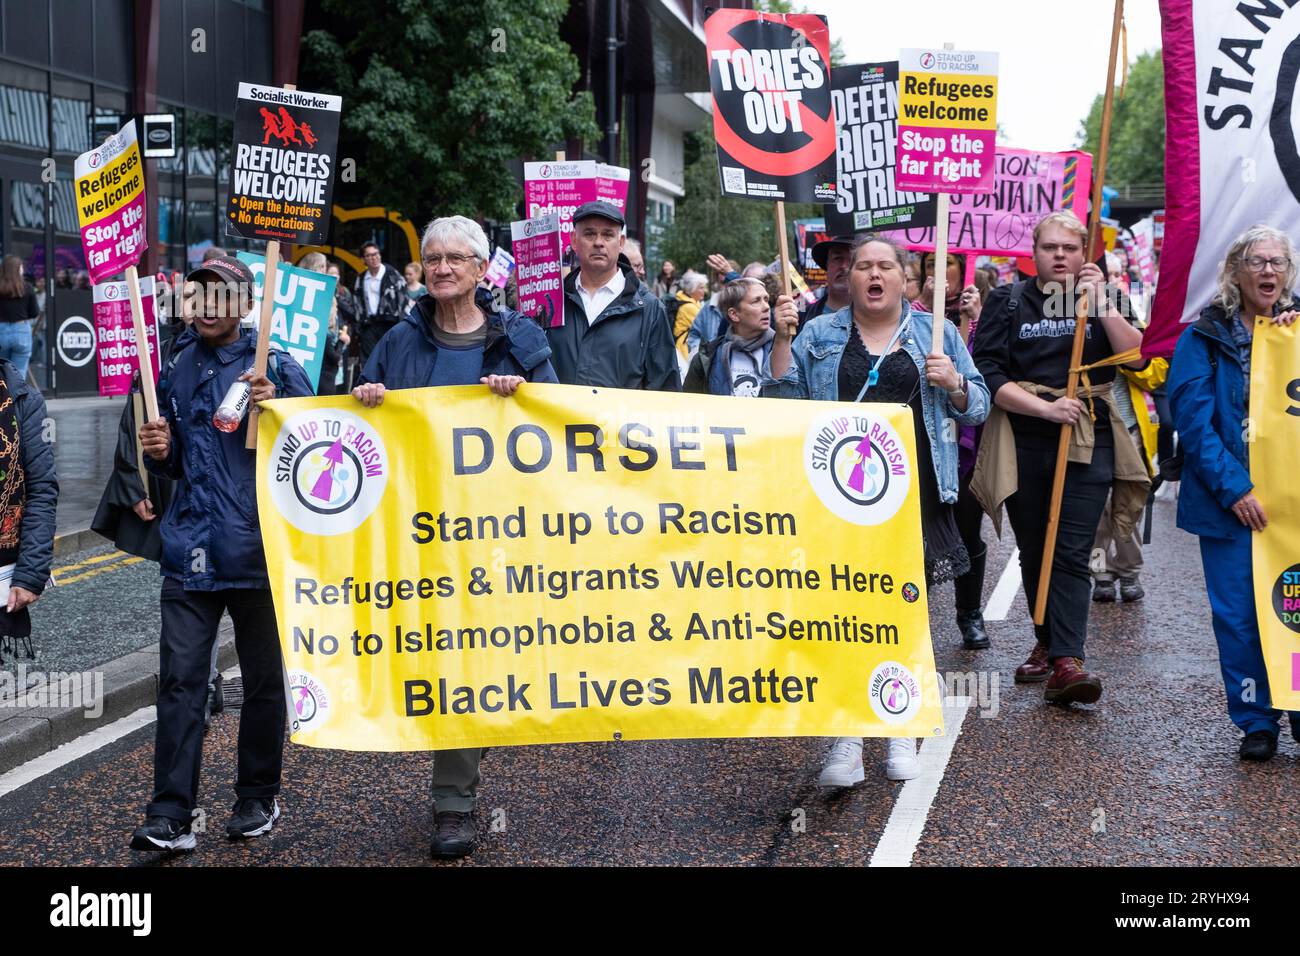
0;0;284;393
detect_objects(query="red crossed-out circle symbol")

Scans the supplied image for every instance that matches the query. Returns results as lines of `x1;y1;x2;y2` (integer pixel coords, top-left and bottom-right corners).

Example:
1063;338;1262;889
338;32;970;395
706;12;835;178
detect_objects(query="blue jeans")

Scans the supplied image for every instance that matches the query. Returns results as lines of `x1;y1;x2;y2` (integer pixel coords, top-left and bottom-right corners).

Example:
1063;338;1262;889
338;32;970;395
0;322;32;378
1200;527;1300;738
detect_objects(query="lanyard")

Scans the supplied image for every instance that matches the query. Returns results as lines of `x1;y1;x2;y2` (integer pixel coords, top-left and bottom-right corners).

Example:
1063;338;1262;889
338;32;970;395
853;317;910;402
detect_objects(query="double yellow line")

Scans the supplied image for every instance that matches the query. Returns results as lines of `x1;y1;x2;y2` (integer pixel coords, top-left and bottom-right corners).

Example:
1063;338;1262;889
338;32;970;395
52;550;146;586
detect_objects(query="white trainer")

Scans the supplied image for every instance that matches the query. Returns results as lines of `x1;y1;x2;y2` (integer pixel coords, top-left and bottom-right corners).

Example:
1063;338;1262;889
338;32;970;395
885;737;921;781
817;736;864;788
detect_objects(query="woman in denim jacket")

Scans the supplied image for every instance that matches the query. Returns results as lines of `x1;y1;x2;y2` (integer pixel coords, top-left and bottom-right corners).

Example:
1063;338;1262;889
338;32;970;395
762;233;990;786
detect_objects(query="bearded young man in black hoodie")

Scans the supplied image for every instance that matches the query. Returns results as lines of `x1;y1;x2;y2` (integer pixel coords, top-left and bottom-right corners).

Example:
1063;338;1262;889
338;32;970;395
545;202;679;392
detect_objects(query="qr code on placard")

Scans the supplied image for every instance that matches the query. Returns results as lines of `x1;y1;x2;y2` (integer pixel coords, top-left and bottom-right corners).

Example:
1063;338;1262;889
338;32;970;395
722;166;746;193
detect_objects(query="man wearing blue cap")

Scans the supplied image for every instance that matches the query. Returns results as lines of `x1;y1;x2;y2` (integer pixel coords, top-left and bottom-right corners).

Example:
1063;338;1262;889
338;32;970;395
546;200;679;391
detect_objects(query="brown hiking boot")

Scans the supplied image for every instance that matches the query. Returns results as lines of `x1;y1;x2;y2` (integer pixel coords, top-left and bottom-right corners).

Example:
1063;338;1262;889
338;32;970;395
1044;657;1103;704
1014;642;1051;683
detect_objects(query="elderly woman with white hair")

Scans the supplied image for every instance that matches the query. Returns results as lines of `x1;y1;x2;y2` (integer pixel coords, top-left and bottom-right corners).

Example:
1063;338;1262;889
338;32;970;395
352;215;557;859
1168;223;1300;762
673;270;709;358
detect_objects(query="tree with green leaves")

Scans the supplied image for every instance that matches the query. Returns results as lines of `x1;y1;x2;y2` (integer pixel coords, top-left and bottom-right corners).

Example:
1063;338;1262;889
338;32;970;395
756;0;845;67
1077;50;1165;187
301;0;598;224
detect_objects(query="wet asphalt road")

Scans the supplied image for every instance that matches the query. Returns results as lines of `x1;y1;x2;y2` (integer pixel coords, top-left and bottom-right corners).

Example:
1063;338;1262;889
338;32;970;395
1;491;1296;867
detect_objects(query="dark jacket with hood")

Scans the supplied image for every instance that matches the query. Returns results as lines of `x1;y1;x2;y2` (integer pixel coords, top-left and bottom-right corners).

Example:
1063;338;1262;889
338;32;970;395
353;263;407;359
358;292;557;388
1;359;57;596
1168;301;1272;540
684;326;773;397
353;262;406;321
547;258;680;391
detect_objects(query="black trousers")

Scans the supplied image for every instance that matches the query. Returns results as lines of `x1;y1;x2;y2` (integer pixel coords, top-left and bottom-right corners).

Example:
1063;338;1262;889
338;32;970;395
951;469;988;613
1004;439;1114;661
148;579;286;822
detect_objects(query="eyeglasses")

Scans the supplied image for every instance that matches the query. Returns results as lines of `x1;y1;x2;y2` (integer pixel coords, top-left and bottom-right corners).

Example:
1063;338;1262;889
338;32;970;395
422;253;477;270
1243;256;1290;272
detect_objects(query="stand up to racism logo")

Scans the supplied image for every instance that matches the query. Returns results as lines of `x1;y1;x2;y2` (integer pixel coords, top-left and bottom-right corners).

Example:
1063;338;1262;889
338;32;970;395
268;409;389;535
705;8;838;203
803;409;912;526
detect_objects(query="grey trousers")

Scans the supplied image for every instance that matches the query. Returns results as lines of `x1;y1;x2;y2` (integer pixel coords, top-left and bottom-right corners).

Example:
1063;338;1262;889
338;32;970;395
1092;495;1144;581
432;748;483;812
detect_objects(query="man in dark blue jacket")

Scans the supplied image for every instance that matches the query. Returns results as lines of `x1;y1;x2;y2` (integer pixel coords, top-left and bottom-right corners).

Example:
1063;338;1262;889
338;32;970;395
353;215;557;860
546;201;679;391
131;256;313;852
358;288;556;390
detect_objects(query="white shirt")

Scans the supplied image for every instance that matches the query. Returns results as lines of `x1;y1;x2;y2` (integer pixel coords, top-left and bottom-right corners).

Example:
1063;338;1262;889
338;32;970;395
576;268;626;325
363;268;383;315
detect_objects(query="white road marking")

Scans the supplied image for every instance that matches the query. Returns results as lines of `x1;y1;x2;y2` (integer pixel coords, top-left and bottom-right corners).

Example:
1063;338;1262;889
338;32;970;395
983;547;1022;621
869;696;972;868
0;664;244;799
0;705;156;799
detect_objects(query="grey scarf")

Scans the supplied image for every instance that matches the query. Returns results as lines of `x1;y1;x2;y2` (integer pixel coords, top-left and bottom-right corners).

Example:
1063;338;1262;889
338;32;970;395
720;325;775;388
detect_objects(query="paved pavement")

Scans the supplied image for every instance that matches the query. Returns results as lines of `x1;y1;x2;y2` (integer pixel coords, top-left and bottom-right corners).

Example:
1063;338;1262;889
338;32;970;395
46;395;124;537
2;492;1296;867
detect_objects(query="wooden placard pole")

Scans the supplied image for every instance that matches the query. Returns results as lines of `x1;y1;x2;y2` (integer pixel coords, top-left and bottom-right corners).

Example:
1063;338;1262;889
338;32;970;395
132;391;149;492
554;150;568;282
928;41;959;354
775;201;792;297
124;264;158;422
930;193;951;353
244;237;280;448
1032;0;1124;626
245;82;296;449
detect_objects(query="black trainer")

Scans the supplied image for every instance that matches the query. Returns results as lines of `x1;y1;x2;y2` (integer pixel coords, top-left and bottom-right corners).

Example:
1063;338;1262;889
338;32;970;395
226;797;280;839
1091;580;1117;602
430;810;477;859
1239;730;1277;762
130;815;196;852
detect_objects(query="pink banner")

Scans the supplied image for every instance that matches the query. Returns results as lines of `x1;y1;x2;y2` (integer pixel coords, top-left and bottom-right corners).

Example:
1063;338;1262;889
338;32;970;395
93;277;159;397
524;161;629;247
880;148;1092;257
74;120;148;284
511;212;564;328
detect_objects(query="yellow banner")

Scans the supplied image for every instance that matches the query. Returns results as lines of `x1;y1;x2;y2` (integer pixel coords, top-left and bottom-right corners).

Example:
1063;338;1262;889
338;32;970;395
1250;319;1300;710
256;384;942;750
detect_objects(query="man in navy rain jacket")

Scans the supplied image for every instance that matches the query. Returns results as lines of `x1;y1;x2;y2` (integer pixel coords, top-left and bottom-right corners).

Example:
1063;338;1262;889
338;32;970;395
131;256;312;852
